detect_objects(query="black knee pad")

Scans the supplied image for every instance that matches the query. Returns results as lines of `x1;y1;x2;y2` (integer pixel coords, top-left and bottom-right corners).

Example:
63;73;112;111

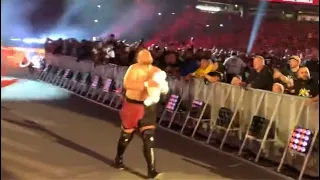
119;131;133;146
141;129;155;148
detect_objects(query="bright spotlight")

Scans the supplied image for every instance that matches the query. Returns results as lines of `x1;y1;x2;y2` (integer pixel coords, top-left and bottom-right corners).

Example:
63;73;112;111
22;38;46;44
10;38;21;41
206;24;210;27
97;5;101;8
219;24;223;27
158;13;162;16
172;12;175;15
235;4;238;8
94;19;98;23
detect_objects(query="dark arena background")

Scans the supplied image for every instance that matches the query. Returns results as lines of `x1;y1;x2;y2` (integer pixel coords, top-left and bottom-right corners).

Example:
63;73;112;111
1;0;319;179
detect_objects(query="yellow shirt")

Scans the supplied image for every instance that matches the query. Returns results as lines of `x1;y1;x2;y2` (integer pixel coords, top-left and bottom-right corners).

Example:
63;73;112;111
193;61;215;78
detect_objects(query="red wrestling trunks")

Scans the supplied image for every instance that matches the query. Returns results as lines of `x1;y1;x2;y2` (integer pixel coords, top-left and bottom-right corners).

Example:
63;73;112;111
120;97;157;130
120;98;145;129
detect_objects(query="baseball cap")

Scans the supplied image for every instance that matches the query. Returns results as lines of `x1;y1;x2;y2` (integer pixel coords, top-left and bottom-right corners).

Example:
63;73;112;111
289;55;301;63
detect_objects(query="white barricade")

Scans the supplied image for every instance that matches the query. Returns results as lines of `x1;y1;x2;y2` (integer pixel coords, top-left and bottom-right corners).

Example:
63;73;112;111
46;54;319;177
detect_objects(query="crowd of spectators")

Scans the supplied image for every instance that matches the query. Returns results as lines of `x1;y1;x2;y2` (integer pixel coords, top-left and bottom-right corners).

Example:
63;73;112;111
44;18;319;103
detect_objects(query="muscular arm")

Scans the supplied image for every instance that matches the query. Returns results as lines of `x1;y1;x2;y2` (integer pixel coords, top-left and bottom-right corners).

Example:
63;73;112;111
123;65;146;91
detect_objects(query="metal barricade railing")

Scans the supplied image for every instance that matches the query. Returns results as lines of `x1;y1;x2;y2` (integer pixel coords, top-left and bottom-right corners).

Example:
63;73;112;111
46;54;319;178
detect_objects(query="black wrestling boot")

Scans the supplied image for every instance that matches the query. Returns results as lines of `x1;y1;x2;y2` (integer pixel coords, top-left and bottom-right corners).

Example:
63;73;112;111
114;156;125;170
114;131;133;170
144;147;162;179
142;129;162;179
147;169;162;179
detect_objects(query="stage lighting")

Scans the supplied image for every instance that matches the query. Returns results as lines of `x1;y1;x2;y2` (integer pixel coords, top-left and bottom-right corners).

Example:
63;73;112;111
91;76;100;88
103;79;114;92
192;100;204;109
165;94;180;111
289;127;313;154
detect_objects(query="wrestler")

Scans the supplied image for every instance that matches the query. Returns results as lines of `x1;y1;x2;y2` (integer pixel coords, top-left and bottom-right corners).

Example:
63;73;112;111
114;49;164;179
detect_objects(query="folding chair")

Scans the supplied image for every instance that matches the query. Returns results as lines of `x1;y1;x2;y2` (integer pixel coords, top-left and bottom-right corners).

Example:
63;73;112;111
277;103;319;180
44;67;58;82
66;71;81;91
38;64;52;80
180;88;213;138
85;76;102;99
238;93;282;163
58;69;72;87
158;92;185;128
75;72;91;95
96;78;115;103
50;68;65;85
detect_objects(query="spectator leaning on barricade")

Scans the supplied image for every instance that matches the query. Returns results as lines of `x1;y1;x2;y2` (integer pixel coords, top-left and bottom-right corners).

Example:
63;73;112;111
231;55;274;91
273;55;301;94
223;51;246;83
192;57;217;78
192;54;222;84
293;66;319;105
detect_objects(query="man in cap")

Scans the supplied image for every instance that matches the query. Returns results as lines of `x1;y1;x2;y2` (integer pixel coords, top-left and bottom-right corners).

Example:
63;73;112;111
273;55;301;93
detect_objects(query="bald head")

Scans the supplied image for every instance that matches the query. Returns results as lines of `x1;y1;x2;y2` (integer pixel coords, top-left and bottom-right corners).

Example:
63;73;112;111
253;56;265;72
137;49;153;65
297;67;311;80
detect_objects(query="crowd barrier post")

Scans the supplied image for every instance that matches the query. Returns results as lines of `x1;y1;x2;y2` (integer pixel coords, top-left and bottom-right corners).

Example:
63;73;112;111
190;90;213;138
219;88;245;149
96;78;112;102
254;95;283;163
108;86;124;109
59;69;72;88
179;82;207;134
85;76;101;99
50;68;64;85
101;90;113;104
238;93;266;156
298;126;319;180
38;64;51;80
277;101;319;180
166;92;185;128
160;90;187;129
277;103;305;172
205;84;232;144
44;67;57;82
180;84;214;137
